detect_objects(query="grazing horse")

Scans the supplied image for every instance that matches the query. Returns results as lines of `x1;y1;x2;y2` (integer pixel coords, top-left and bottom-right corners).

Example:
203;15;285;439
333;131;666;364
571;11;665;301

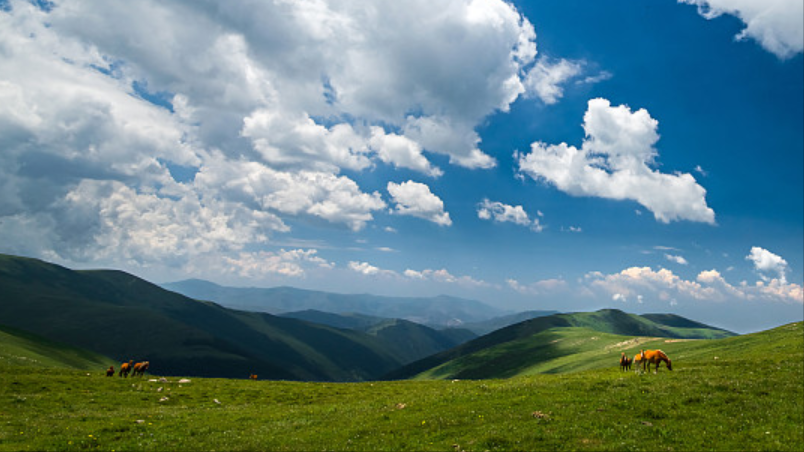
132;361;149;377
633;352;645;373
119;360;134;378
619;352;632;371
642;349;672;373
106;366;115;377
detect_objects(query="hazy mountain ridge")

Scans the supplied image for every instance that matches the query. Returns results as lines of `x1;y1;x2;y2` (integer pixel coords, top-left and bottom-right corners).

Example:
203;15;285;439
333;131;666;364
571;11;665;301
162;279;506;327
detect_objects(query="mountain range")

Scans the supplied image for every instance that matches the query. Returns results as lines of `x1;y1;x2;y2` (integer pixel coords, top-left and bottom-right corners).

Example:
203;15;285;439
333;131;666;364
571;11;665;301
0;254;467;380
162;279;505;328
1;253;736;382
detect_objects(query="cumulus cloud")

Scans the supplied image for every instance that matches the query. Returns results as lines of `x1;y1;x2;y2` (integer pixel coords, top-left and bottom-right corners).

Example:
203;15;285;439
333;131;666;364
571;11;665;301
387;181;452;226
516;98;715;224
348;261;398;277
679;0;804;59
369;127;443;177
219;249;334;278
587;264;802;305
477;199;543;231
404;268;489;288
0;0;539;269
746;246;789;283
523;57;583;104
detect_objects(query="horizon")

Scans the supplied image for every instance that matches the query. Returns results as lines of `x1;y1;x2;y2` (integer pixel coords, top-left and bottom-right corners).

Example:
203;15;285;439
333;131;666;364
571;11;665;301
0;0;801;335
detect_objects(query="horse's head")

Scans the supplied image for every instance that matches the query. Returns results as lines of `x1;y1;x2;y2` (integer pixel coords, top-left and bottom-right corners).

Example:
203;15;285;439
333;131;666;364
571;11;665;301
666;359;672;371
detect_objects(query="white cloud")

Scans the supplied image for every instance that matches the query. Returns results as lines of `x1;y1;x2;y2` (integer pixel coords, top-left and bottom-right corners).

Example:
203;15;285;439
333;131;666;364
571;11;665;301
477;199;543;231
523;57;583;104
679;0;804;59
0;0;539;269
197;158;386;232
664;254;689;265
348;261;398;277
387;181;452;226
220;249;334;278
517;98;716;224
405;267;489;288
746;246;789;283
507;278;567;295
241;109;372;173
369;127;442;177
587;265;803;305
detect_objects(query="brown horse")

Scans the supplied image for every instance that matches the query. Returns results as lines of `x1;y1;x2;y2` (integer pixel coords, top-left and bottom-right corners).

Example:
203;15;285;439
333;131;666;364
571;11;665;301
119;360;134;378
642;349;672;372
633;352;645;373
619;352;632;371
106;366;115;377
132;361;149;377
249;374;258;380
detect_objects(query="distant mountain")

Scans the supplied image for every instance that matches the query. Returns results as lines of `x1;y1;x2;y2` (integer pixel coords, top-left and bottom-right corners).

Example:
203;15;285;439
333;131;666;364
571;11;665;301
279;310;477;364
384;308;736;380
0;254;462;381
162;279;506;327
461;310;560;335
280;310;387;331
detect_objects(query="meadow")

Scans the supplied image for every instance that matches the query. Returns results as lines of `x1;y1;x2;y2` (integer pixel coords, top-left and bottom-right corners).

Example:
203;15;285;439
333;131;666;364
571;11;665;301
1;322;801;451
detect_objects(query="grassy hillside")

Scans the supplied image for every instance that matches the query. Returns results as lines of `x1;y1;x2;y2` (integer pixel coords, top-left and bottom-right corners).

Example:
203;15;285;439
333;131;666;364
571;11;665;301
461;310;560;335
0;322;800;451
0;254;415;381
0;324;114;371
386;308;735;380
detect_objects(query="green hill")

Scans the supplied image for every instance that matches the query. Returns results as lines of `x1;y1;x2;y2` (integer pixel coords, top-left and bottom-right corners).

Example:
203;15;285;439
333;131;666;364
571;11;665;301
461;309;560;335
0;254;419;381
0;322;800;451
385;308;735;380
0;324;114;371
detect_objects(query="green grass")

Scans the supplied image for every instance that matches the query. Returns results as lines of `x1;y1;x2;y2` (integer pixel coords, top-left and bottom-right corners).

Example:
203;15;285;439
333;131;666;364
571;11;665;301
1;322;801;451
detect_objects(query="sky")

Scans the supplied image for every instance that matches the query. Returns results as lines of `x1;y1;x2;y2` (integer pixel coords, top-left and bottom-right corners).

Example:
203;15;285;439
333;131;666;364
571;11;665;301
0;0;802;333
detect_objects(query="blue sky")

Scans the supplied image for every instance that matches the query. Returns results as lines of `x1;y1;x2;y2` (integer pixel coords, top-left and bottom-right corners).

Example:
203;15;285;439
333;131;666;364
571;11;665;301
0;0;801;333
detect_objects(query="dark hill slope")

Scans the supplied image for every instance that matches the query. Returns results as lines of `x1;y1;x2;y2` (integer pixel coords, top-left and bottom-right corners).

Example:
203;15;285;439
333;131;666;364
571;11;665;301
0;323;114;370
280;310;477;363
384;308;735;380
0;254;404;381
280;310;387;330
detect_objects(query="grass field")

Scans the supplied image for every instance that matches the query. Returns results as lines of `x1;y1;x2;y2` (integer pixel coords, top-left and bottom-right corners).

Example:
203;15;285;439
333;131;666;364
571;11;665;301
1;322;801;451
